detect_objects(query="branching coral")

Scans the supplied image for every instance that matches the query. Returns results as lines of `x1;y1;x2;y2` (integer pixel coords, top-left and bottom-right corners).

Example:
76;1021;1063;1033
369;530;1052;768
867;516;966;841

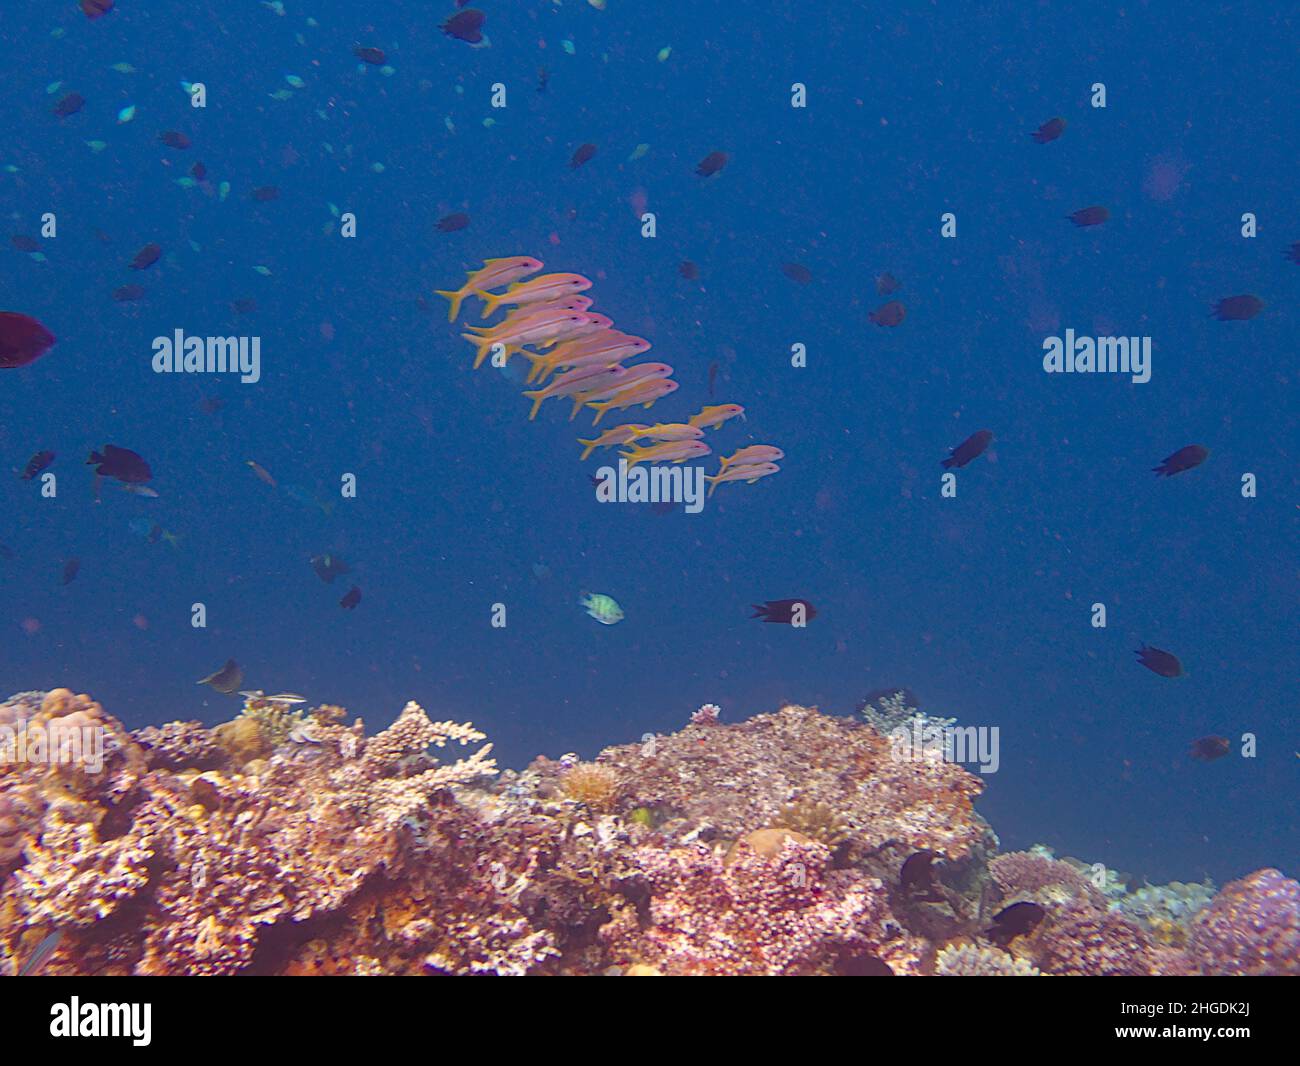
935;943;1041;976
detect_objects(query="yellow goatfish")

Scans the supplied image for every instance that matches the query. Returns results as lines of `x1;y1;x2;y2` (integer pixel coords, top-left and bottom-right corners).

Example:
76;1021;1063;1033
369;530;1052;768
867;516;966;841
619;440;712;469
633;423;704;443
566;364;675;419
688;404;746;430
587;378;679;425
577;424;649;461
524;364;671;421
495;295;592;331
463;311;597;369
718;445;784;471
478;273;592;319
704;461;780;497
435;256;543;322
525;332;651;384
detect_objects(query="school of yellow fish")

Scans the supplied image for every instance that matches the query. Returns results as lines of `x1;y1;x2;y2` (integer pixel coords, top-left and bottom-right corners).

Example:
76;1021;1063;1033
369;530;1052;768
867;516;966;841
439;257;784;497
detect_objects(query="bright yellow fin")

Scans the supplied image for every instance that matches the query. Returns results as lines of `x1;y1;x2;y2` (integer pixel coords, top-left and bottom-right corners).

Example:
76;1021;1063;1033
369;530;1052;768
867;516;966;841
577;438;599;461
436;288;465;323
522;389;547;421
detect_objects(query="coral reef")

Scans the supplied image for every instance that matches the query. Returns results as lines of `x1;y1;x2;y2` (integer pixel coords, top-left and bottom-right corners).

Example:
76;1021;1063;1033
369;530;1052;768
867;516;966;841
0;690;1292;976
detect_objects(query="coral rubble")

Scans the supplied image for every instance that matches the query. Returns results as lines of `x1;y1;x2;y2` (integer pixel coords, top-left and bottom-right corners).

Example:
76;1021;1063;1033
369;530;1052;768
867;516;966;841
0;691;1293;976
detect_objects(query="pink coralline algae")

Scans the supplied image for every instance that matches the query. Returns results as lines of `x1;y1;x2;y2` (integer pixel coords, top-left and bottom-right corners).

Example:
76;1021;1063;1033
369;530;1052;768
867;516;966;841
1185;868;1300;976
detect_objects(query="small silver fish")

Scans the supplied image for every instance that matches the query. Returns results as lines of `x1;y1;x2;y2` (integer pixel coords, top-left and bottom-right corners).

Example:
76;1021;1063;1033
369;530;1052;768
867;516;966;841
263;692;307;704
18;930;62;977
121;484;160;498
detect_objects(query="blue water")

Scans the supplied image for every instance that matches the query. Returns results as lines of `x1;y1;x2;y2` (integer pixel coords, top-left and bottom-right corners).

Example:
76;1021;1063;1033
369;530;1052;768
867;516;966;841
1;1;1295;885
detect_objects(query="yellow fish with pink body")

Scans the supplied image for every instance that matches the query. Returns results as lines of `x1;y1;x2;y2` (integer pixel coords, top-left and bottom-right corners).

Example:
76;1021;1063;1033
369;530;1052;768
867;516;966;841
718;445;784;471
566;364;675;419
523;364;672;421
688;404;746;430
633;423;704;443
495;295;593;331
463;311;609;369
619;439;712;469
577;424;649;461
525;332;651;384
587;378;679;425
478;273;593;319
435;256;543;322
704;461;780;497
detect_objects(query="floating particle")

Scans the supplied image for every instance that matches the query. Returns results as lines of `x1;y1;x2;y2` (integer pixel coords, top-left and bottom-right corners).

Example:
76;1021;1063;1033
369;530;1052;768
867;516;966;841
588;0;607;8
695;150;728;177
657;46;672;62
188;239;201;252
444;116;456;132
569;142;597;169
53;93;86;118
85;139;107;152
679;260;699;280
1211;294;1263;321
175;177;197;189
112;284;145;302
10;236;40;253
1152;444;1209;477
253;265;272;276
327;202;340;217
940;429;992;469
269;89;295;101
251;185;279;202
561;39;576;55
1031;116;1066;143
262;1;285;14
1067;205;1108;227
442;9;486;44
110;62;136;74
868;300;906;327
191;161;206;180
46;81;63;95
128;242;161;270
876;271;900;295
116;104;136;124
781;262;812;284
436;212;470;232
62;558;80;585
1136;644;1183;678
158;130;191;149
627;143;649;162
1189;736;1231;761
218;181;231;201
482;117;495;128
370;162;385;173
381;66;396;77
285;74;306;88
353;46;386;65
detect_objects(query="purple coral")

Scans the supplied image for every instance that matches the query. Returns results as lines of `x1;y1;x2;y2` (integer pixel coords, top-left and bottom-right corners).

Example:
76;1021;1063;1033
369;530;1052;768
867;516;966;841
1186;868;1300;976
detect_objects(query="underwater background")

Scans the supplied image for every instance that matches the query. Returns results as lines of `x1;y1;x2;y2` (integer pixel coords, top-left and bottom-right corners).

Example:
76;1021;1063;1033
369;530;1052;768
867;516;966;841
0;0;1295;890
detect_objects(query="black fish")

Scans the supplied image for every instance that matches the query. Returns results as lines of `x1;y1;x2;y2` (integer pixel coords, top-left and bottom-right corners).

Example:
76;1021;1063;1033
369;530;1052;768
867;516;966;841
87;444;151;483
128;243;161;270
1211;295;1263;321
679;260;699;281
1189;735;1231;762
112;284;145;302
251;186;280;203
80;0;113;18
442;9;486;44
1031;117;1066;143
751;599;817;624
436;213;470;233
53;93;85;118
1068;206;1109;227
353;45;386;65
941;430;993;469
197;659;243;694
781;263;812;284
311;554;350;584
61;558;80;585
158;131;191;149
869;300;906;327
569;143;597;169
0;312;56;368
20;450;55;480
987;901;1045;947
1136;644;1183;678
340;585;362;610
695;151;728;177
899;850;946;903
10;235;41;253
1152;444;1208;477
834;953;893;976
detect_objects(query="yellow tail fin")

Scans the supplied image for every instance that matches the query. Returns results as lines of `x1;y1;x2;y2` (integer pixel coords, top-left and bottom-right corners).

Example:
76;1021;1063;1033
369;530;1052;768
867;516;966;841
522;389;547;421
578;438;599;461
704;474;721;498
523;352;552;384
479;292;503;319
618;447;648;469
436;288;465;323
590;401;612;426
463;334;494;370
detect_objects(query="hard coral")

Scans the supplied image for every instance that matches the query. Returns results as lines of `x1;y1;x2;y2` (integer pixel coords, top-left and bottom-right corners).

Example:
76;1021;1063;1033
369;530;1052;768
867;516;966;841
1028;897;1156;976
935;942;1041;976
1186;868;1300;976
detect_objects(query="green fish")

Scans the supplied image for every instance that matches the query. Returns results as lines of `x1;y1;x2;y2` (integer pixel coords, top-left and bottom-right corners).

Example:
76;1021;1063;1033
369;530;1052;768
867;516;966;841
581;593;624;626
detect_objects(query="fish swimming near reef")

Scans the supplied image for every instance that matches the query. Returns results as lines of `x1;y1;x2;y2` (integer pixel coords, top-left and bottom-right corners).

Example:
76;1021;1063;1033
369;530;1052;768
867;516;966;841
899;850;946;903
704;461;779;496
1135;644;1183;678
476;272;593;320
435;256;543;322
618;440;711;469
1031;116;1066;143
87;444;151;483
577;424;649;461
197;659;244;694
687;404;745;431
581;593;623;625
17;930;63;977
1152;444;1209;477
0;312;57;368
20;450;55;480
986;901;1045;947
941;430;993;469
718;445;783;472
